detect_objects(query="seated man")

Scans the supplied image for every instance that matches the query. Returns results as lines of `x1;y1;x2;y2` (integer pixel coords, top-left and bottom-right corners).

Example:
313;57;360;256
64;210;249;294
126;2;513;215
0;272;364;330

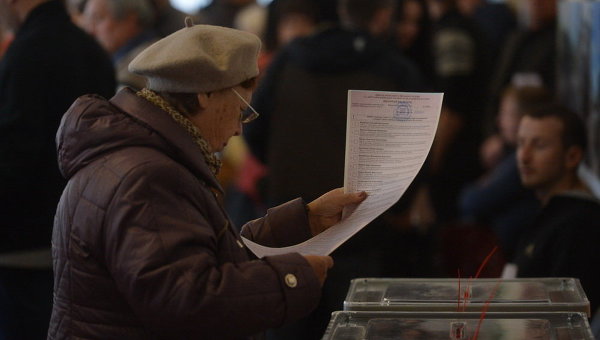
459;86;551;260
513;103;600;316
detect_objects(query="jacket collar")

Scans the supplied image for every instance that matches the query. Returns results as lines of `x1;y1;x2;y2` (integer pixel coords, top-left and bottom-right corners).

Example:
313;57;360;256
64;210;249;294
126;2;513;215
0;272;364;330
110;88;224;193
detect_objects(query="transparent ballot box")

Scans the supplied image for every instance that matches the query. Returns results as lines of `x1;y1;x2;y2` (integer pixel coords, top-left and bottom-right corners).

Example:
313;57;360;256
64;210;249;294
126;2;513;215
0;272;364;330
344;278;590;316
322;311;594;340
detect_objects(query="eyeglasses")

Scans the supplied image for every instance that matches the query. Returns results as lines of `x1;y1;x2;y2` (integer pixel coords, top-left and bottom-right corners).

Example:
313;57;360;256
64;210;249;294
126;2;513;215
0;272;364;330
231;88;260;124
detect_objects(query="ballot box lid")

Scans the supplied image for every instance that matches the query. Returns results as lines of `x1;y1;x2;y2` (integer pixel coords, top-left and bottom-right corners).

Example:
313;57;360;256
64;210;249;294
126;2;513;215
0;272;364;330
322;311;594;340
344;278;590;316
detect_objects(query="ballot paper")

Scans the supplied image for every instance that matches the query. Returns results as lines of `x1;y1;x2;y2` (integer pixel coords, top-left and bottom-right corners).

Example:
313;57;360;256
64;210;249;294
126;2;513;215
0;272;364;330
242;90;443;257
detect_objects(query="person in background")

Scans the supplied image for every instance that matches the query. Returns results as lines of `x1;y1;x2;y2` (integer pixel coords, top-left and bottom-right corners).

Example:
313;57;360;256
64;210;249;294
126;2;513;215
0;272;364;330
392;0;435;82
390;0;436;231
459;86;552;261
513;103;600;317
0;0;115;339
415;0;489;230
487;0;557;132
223;0;323;228
260;0;321;72
246;0;424;206
244;0;425;338
83;0;158;90
408;0;492;277
49;21;367;339
455;0;516;69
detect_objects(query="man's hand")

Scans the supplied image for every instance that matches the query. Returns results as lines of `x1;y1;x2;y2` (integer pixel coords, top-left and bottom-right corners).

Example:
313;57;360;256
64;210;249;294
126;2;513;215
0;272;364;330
303;255;334;286
480;134;505;170
306;188;367;236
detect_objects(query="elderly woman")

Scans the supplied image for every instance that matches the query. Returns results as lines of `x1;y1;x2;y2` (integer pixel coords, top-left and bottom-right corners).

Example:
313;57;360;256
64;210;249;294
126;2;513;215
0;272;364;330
48;21;366;339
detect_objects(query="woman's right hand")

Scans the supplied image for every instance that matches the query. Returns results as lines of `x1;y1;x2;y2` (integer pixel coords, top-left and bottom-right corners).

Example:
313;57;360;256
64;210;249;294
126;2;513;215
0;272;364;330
303;255;334;286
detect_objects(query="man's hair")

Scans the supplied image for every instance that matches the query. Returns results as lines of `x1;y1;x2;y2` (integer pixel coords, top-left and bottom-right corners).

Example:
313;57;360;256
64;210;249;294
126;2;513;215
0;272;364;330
338;0;395;30
159;78;257;116
502;85;553;117
524;103;587;152
106;0;155;28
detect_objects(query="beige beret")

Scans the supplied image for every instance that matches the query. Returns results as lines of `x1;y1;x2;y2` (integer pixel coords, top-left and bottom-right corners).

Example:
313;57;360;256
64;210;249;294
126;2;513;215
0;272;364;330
129;20;261;93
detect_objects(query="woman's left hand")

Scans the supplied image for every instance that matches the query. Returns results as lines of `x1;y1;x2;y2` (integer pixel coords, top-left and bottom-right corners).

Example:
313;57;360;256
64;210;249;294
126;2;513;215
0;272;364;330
307;188;368;236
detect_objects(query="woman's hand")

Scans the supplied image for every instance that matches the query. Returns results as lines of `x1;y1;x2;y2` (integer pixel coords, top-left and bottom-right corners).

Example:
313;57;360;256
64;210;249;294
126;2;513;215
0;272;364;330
306;188;367;236
303;255;333;286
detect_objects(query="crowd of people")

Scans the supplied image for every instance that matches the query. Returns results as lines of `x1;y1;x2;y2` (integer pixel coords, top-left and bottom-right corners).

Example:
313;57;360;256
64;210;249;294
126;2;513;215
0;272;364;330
0;0;599;339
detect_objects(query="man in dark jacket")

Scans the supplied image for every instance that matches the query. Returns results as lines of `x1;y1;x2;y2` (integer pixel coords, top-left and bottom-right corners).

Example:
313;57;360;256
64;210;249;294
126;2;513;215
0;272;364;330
49;21;366;339
513;103;600;318
244;0;425;338
0;0;115;338
246;0;424;205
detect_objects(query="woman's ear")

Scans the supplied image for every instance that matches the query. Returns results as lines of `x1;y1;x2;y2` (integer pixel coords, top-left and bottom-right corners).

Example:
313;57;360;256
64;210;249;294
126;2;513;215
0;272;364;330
196;92;210;110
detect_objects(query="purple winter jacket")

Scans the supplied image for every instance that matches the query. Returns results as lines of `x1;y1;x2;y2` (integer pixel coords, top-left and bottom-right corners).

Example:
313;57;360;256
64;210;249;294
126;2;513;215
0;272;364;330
48;88;321;339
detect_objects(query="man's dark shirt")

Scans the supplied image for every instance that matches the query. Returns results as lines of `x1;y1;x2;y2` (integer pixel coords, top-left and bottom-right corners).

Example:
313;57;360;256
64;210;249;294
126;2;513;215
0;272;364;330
514;192;600;315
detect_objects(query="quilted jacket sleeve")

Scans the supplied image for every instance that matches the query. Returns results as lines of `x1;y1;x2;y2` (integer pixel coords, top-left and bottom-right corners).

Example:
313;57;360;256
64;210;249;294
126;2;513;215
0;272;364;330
103;158;321;338
240;198;313;248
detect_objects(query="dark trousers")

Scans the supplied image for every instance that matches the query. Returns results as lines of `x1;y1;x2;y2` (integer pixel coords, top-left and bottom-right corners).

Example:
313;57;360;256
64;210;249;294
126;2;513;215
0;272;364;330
0;267;53;340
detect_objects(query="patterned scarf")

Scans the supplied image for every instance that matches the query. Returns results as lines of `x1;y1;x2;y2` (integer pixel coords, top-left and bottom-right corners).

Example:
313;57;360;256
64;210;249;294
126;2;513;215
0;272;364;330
136;88;222;175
